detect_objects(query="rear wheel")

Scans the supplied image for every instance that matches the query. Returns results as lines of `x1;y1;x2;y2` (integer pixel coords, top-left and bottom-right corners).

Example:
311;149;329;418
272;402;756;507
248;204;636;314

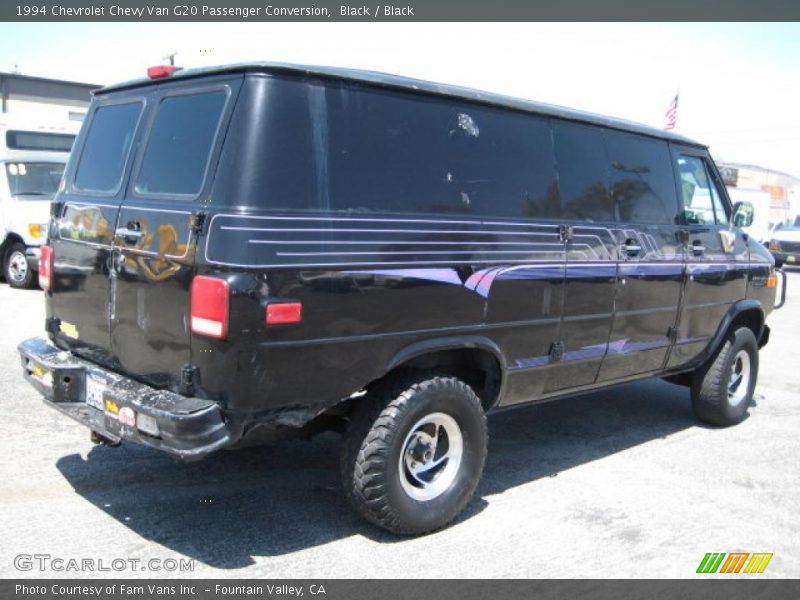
691;327;758;426
4;243;35;289
340;374;487;535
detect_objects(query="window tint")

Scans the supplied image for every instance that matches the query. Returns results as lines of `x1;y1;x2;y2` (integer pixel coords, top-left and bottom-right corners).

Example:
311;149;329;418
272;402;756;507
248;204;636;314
74;103;142;193
325;85;559;217
135;91;226;196
551;121;612;222
604;131;679;224
677;156;726;225
257;80;559;218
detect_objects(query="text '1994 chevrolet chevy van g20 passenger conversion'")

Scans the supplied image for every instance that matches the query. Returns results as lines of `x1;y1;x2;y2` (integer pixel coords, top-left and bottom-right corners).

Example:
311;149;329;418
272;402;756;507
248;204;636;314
19;63;783;534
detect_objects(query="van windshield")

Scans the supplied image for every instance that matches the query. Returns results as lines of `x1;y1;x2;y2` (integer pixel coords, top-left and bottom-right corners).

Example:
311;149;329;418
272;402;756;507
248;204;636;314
5;162;65;198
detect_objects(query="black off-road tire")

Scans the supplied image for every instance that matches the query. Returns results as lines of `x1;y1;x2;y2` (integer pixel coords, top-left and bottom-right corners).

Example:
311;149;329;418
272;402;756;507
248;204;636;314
4;243;36;289
691;327;759;426
340;373;488;535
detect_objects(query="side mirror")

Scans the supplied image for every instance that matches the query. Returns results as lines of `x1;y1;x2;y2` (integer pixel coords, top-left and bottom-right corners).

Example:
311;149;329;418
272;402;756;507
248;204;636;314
731;201;754;228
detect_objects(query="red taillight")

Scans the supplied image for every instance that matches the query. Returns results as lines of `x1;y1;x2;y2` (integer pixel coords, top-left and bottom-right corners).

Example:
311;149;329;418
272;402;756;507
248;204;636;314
39;245;53;291
147;65;177;79
190;276;229;339
266;302;303;325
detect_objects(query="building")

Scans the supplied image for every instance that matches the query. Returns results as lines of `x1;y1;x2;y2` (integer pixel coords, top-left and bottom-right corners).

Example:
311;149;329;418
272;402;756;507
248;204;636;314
0;71;99;123
717;161;800;224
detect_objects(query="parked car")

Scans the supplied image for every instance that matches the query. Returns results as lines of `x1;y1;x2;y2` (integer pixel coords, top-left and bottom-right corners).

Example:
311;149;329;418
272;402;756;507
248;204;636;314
0;118;76;288
768;215;800;267
19;63;780;535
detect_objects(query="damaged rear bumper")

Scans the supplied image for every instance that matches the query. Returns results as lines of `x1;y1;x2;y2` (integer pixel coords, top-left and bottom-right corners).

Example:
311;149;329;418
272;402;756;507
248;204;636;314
18;337;231;459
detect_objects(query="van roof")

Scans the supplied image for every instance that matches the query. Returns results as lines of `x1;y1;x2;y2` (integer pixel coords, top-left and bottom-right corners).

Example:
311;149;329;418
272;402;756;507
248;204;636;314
97;61;704;147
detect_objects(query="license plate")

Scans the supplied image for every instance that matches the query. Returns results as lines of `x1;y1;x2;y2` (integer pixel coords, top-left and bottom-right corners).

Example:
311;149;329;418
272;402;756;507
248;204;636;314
85;376;106;411
788;255;796;263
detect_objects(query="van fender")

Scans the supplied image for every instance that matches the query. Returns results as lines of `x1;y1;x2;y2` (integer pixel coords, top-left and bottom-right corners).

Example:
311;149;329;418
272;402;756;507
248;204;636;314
385;335;508;407
693;299;765;368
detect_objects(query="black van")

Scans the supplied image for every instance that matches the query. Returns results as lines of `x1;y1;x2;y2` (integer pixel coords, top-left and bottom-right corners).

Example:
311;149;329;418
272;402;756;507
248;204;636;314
19;63;782;534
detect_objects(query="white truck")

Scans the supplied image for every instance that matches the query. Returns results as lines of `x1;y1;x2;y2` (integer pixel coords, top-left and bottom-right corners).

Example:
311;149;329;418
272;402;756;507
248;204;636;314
0;118;77;288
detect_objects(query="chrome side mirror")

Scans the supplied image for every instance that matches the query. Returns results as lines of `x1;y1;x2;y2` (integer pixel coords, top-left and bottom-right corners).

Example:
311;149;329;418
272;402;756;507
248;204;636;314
731;201;754;228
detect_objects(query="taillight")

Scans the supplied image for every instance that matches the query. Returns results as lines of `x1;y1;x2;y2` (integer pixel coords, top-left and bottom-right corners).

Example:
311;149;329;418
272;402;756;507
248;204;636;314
266;302;303;325
147;65;178;79
190;276;229;339
39;245;53;291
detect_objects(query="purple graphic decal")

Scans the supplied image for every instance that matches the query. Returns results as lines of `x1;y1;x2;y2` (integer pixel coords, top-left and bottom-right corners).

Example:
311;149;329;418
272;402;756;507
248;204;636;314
344;268;462;286
562;343;608;362
676;335;711;345
495;265;566;282
512;336;678;371
620;263;683;277
465;267;504;298
513;355;550;369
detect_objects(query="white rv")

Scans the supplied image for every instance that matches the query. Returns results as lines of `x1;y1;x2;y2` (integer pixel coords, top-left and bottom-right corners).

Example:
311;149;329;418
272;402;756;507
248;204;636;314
0;117;78;288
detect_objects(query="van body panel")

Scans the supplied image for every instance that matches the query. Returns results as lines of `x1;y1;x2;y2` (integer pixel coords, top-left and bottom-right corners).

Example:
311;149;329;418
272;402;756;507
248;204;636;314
31;64;777;444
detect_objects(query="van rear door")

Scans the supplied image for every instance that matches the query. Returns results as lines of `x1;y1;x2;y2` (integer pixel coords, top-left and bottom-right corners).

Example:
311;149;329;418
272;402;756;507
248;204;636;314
108;78;241;390
50;97;145;368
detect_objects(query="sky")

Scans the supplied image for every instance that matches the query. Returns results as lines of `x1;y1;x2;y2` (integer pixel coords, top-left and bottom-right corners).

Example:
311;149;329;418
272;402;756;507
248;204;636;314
2;22;799;176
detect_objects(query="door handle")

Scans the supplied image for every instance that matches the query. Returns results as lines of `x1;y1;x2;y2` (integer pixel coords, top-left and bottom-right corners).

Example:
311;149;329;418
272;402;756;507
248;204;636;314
622;240;641;257
115;227;143;242
691;241;705;256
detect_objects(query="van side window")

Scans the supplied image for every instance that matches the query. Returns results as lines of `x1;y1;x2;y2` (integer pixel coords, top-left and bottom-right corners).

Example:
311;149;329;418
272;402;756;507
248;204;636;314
604;131;679;224
135;91;226;197
321;84;559;218
74;102;142;193
677;156;727;225
551;121;613;222
706;166;729;224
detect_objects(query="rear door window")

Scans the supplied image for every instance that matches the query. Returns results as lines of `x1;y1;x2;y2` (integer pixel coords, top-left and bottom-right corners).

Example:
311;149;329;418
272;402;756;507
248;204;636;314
74;102;142;194
604;131;679;224
134;90;227;197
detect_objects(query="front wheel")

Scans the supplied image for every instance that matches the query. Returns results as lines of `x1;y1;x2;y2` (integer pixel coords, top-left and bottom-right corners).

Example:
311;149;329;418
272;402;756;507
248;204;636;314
691;327;759;426
4;243;36;289
340;374;488;535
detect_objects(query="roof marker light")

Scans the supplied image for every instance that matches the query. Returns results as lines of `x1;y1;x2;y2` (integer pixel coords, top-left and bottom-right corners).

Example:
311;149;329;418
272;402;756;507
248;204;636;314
147;65;179;79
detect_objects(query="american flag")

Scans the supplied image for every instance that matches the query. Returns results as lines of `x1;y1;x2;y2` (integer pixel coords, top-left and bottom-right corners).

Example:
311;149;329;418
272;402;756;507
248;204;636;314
664;94;679;131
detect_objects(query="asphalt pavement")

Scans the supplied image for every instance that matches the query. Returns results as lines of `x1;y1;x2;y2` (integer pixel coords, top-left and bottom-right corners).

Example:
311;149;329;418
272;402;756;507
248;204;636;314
1;271;798;578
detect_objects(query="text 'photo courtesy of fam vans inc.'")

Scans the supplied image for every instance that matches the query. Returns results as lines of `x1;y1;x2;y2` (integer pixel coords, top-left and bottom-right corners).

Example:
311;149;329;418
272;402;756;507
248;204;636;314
1;116;78;288
17;63;785;534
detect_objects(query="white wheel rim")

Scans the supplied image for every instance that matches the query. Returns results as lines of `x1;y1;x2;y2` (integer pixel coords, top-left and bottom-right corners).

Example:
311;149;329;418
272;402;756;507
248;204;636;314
8;251;28;283
398;412;463;502
727;349;751;407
